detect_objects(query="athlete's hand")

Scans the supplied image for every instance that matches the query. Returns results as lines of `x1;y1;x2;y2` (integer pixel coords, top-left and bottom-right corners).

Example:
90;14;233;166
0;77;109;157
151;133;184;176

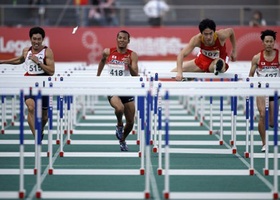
29;54;39;64
230;51;237;62
122;56;131;68
175;73;183;81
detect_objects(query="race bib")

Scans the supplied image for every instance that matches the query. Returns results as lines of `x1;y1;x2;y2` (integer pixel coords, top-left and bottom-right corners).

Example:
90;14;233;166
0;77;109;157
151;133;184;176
258;69;280;77
108;64;125;76
26;59;44;75
201;50;220;59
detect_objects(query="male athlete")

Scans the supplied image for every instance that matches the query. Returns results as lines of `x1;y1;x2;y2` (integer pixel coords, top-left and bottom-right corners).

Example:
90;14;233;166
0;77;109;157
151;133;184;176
172;18;237;81
97;30;139;151
249;29;280;152
0;27;55;141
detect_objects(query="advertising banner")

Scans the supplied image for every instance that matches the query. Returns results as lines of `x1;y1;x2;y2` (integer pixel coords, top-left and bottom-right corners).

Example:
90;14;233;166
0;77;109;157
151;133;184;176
0;26;279;63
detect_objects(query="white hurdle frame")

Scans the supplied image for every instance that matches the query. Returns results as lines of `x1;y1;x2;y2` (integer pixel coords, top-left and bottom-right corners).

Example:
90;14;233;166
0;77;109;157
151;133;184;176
161;87;279;200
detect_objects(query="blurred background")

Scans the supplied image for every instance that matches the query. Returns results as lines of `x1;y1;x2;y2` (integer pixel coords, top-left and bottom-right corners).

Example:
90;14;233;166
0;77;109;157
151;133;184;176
0;0;280;27
0;0;280;64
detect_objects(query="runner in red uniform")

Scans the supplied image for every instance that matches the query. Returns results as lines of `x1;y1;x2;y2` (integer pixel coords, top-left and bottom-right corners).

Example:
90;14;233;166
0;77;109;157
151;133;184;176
0;27;55;141
97;30;139;151
172;18;237;81
249;29;280;152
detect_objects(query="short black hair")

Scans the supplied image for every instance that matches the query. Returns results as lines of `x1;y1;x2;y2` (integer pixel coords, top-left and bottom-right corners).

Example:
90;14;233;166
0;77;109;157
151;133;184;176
199;18;216;33
29;27;45;39
260;29;277;41
117;30;130;41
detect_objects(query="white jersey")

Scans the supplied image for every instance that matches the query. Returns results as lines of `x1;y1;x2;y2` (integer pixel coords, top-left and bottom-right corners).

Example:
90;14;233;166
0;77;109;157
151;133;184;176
24;46;47;75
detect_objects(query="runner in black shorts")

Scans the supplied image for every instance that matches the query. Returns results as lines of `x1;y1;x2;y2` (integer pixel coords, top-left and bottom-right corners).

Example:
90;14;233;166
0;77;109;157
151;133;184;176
0;27;55;142
97;30;139;151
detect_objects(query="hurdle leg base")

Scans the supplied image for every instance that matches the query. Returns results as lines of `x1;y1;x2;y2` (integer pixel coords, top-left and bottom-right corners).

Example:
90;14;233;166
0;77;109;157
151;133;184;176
263;169;269;176
140;168;145;175
149;140;153;145
48;168;53;175
36;191;41;199
219;140;223;145
153;146;158;153
18;191;25;199
157;168;162;175
232;148;237;154
56;140;60;145
64;130;67;134
163;191;169;199
273;193;278;200
249;169;254;175
132;130;136;134
67;139;71;145
200;122;203;126
209;130;212;135
11;122;15;126
144;192;150;199
230;140;234;146
1;130;4;134
244;152;249;158
138;151;141;157
136;140;140;145
34;168;37;175
70;130;73;134
59;151;64;157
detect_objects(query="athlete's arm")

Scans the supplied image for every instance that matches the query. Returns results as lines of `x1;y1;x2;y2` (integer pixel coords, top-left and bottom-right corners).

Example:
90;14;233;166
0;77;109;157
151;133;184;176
175;34;199;81
0;48;28;65
218;28;237;61
249;54;259;77
97;48;109;76
128;52;139;76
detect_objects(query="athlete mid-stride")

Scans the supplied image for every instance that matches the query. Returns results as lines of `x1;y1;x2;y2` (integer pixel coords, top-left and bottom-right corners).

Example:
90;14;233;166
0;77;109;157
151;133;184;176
97;30;139;151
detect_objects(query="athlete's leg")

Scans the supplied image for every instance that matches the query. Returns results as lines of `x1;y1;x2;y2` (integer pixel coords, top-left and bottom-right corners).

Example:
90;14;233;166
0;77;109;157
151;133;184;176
209;58;226;73
269;101;275;128
25;98;36;136
122;101;135;141
256;96;266;146
109;96;124;126
171;59;202;72
42;109;48;130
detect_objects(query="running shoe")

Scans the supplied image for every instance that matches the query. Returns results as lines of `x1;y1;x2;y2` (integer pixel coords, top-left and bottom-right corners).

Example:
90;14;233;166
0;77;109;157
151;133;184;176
115;125;123;140
214;59;223;75
119;141;128;151
261;145;266;152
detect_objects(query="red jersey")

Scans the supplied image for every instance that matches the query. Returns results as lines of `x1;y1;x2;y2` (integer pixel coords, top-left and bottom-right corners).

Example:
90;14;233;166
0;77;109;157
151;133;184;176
195;33;228;72
256;49;280;77
107;47;133;76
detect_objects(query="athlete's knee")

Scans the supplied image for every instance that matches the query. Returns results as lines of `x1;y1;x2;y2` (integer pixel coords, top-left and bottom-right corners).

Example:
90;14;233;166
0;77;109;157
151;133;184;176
115;105;124;114
26;103;35;113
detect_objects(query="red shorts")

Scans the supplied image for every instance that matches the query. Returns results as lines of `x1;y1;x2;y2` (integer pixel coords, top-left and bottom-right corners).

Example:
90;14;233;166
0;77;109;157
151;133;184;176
194;54;229;72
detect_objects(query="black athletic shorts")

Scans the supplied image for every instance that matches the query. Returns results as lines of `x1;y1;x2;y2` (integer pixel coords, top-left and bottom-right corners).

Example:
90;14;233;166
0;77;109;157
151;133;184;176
269;96;280;102
25;95;49;110
107;96;134;104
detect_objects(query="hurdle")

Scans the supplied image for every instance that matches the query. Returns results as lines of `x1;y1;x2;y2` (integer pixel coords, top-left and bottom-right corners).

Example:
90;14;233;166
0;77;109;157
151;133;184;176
160;87;279;200
1;74;159;198
0;84;151;199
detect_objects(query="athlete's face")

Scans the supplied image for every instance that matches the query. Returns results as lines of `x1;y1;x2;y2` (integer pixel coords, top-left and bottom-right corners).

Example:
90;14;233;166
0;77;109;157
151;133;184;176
30;33;43;50
202;28;215;45
117;32;129;49
262;36;275;52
